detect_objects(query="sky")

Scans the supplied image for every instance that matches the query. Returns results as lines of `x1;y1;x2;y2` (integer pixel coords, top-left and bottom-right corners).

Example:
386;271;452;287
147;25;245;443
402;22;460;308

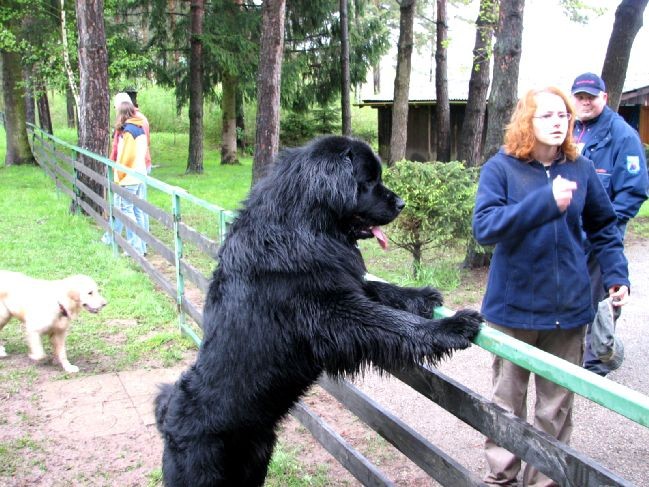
361;0;649;100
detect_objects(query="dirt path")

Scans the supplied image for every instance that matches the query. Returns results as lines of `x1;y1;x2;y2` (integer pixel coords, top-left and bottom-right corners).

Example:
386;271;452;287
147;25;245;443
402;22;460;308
1;239;648;486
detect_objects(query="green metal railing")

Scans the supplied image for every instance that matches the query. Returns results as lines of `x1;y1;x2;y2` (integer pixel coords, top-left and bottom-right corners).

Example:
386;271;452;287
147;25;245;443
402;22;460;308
435;306;649;428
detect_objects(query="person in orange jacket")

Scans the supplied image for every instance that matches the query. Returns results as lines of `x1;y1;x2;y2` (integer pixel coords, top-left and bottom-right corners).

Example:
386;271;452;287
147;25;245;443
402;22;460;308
102;100;147;256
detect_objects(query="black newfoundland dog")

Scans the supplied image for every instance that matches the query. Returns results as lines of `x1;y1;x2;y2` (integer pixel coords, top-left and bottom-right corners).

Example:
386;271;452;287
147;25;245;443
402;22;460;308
155;135;483;486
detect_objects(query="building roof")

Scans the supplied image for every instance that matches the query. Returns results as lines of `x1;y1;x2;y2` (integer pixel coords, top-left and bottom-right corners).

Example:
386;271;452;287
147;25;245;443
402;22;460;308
360;81;649;107
620;85;649;105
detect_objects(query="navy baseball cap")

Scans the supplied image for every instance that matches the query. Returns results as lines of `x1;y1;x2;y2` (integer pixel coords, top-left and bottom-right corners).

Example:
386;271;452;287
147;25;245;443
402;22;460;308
571;72;606;96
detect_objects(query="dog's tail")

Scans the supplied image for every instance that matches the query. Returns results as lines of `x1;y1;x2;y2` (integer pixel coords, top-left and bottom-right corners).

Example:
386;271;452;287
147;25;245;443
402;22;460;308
154;383;175;432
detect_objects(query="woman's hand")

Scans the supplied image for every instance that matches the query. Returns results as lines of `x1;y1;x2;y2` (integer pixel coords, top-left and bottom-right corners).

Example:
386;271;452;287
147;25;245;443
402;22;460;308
552;175;577;212
609;285;629;306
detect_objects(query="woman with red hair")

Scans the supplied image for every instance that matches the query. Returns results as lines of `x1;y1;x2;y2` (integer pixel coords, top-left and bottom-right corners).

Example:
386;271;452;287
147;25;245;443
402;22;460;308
473;87;630;486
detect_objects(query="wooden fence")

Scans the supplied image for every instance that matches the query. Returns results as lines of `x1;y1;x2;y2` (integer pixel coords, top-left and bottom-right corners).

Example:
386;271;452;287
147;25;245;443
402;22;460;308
17;121;649;486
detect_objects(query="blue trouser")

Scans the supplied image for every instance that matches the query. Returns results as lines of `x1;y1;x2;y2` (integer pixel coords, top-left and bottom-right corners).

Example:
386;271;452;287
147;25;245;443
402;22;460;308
583;223;626;376
102;184;146;256
133;183;148;254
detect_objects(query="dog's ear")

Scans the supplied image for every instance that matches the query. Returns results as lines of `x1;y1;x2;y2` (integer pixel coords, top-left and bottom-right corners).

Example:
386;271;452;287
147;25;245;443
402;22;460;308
57;278;84;317
305;140;357;215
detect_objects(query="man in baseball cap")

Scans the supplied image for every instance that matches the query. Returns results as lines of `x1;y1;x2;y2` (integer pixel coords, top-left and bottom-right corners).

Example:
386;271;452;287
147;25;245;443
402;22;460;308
571;72;606;96
571;72;648;377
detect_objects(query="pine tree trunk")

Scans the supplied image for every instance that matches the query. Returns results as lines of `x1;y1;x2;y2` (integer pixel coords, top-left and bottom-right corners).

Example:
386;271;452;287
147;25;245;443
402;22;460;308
236;88;246;151
458;0;498;167
483;0;524;161
601;0;648;111
388;0;416;166
373;63;381;95
76;0;109;214
36;79;53;135
252;0;286;185
186;0;205;174
2;50;37;166
340;0;352;136
23;68;36;127
221;72;239;165
66;85;76;128
435;0;450;162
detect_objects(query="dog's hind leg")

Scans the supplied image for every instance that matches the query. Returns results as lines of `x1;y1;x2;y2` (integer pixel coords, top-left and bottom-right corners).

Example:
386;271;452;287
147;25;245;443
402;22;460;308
25;328;47;363
223;428;276;486
51;330;78;373
0;303;9;357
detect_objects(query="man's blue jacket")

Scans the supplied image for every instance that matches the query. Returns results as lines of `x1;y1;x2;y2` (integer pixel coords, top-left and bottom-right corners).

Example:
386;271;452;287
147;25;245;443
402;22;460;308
473;150;629;330
574;105;648;224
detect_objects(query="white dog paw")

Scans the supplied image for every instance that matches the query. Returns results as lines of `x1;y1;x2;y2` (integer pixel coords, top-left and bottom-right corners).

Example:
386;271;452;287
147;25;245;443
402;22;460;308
28;353;47;362
0;346;7;358
63;364;80;373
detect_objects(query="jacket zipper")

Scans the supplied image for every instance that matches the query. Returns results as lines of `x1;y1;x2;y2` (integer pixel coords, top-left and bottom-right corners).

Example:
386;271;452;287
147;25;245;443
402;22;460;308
546;166;561;329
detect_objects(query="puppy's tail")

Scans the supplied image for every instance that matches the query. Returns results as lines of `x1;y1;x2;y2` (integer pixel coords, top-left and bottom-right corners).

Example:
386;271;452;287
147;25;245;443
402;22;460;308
154;383;174;432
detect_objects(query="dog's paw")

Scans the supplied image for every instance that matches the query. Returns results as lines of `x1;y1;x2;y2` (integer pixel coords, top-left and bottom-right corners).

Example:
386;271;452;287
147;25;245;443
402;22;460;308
409;286;443;317
63;364;80;373
418;286;443;309
0;345;7;358
442;309;483;341
28;352;47;362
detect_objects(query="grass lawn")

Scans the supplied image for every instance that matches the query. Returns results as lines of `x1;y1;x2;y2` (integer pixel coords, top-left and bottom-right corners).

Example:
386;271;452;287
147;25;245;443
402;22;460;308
0;163;195;371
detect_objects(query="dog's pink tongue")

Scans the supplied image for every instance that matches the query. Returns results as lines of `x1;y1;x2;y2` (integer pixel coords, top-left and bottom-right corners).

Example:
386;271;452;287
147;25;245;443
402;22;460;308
371;226;388;250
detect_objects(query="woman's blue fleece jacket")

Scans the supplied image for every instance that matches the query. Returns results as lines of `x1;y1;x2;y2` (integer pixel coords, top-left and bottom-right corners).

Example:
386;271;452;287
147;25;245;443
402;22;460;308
473;149;629;330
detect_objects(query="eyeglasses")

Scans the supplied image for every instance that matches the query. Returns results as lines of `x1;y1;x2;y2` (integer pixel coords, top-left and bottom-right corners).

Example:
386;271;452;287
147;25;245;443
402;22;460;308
533;112;572;122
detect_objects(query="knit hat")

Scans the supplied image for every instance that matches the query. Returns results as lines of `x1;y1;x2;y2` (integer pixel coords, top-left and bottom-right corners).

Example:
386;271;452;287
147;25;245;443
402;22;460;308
113;92;132;110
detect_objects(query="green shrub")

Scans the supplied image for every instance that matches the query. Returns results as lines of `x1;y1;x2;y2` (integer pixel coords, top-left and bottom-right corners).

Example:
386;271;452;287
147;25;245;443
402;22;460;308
383;160;478;277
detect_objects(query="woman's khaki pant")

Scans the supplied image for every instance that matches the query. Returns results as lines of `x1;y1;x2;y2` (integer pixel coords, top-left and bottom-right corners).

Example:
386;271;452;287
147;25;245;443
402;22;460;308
483;323;586;487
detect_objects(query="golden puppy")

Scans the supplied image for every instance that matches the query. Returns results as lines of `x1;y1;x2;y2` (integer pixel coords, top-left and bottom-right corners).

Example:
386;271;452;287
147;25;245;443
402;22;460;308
0;270;107;373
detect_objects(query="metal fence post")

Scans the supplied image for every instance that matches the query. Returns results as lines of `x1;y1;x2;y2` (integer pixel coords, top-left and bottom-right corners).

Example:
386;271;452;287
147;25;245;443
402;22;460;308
105;166;119;255
172;191;186;333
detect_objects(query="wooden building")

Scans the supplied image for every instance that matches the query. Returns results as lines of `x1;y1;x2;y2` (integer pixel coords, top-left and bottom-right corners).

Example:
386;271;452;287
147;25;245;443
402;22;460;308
359;98;472;162
361;84;649;163
619;84;649;145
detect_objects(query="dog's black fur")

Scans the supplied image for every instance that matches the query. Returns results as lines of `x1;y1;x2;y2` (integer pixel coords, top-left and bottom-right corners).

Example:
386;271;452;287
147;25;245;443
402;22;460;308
155;136;483;486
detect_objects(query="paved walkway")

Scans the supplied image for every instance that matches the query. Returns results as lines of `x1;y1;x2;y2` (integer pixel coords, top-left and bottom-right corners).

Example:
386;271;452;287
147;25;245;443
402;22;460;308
40;367;184;440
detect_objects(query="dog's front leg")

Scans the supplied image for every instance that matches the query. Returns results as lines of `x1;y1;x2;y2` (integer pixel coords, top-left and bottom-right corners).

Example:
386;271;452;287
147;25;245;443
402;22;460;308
51;331;79;373
363;279;443;318
316;297;483;375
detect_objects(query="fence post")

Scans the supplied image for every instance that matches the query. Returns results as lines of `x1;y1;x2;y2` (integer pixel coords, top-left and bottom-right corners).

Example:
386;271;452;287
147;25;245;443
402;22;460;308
219;210;227;244
105;166;119;255
172;191;186;332
70;150;81;214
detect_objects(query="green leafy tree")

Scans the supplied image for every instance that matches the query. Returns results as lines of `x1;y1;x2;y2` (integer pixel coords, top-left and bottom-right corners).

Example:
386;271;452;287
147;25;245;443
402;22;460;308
282;0;389;112
383;160;477;277
1;0;37;165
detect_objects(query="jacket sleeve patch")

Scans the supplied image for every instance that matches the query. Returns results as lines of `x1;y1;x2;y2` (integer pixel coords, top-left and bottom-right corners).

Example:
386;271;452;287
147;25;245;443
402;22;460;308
626;155;640;175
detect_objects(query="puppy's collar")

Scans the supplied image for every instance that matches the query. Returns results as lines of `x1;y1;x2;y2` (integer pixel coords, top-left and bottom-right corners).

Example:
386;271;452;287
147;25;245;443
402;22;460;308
58;303;69;318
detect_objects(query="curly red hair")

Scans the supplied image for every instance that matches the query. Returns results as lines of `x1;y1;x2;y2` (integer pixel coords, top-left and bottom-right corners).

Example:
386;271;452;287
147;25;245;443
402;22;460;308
503;87;579;161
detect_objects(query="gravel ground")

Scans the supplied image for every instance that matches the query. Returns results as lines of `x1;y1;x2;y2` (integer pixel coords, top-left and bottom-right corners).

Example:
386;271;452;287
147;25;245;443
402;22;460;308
348;236;649;486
